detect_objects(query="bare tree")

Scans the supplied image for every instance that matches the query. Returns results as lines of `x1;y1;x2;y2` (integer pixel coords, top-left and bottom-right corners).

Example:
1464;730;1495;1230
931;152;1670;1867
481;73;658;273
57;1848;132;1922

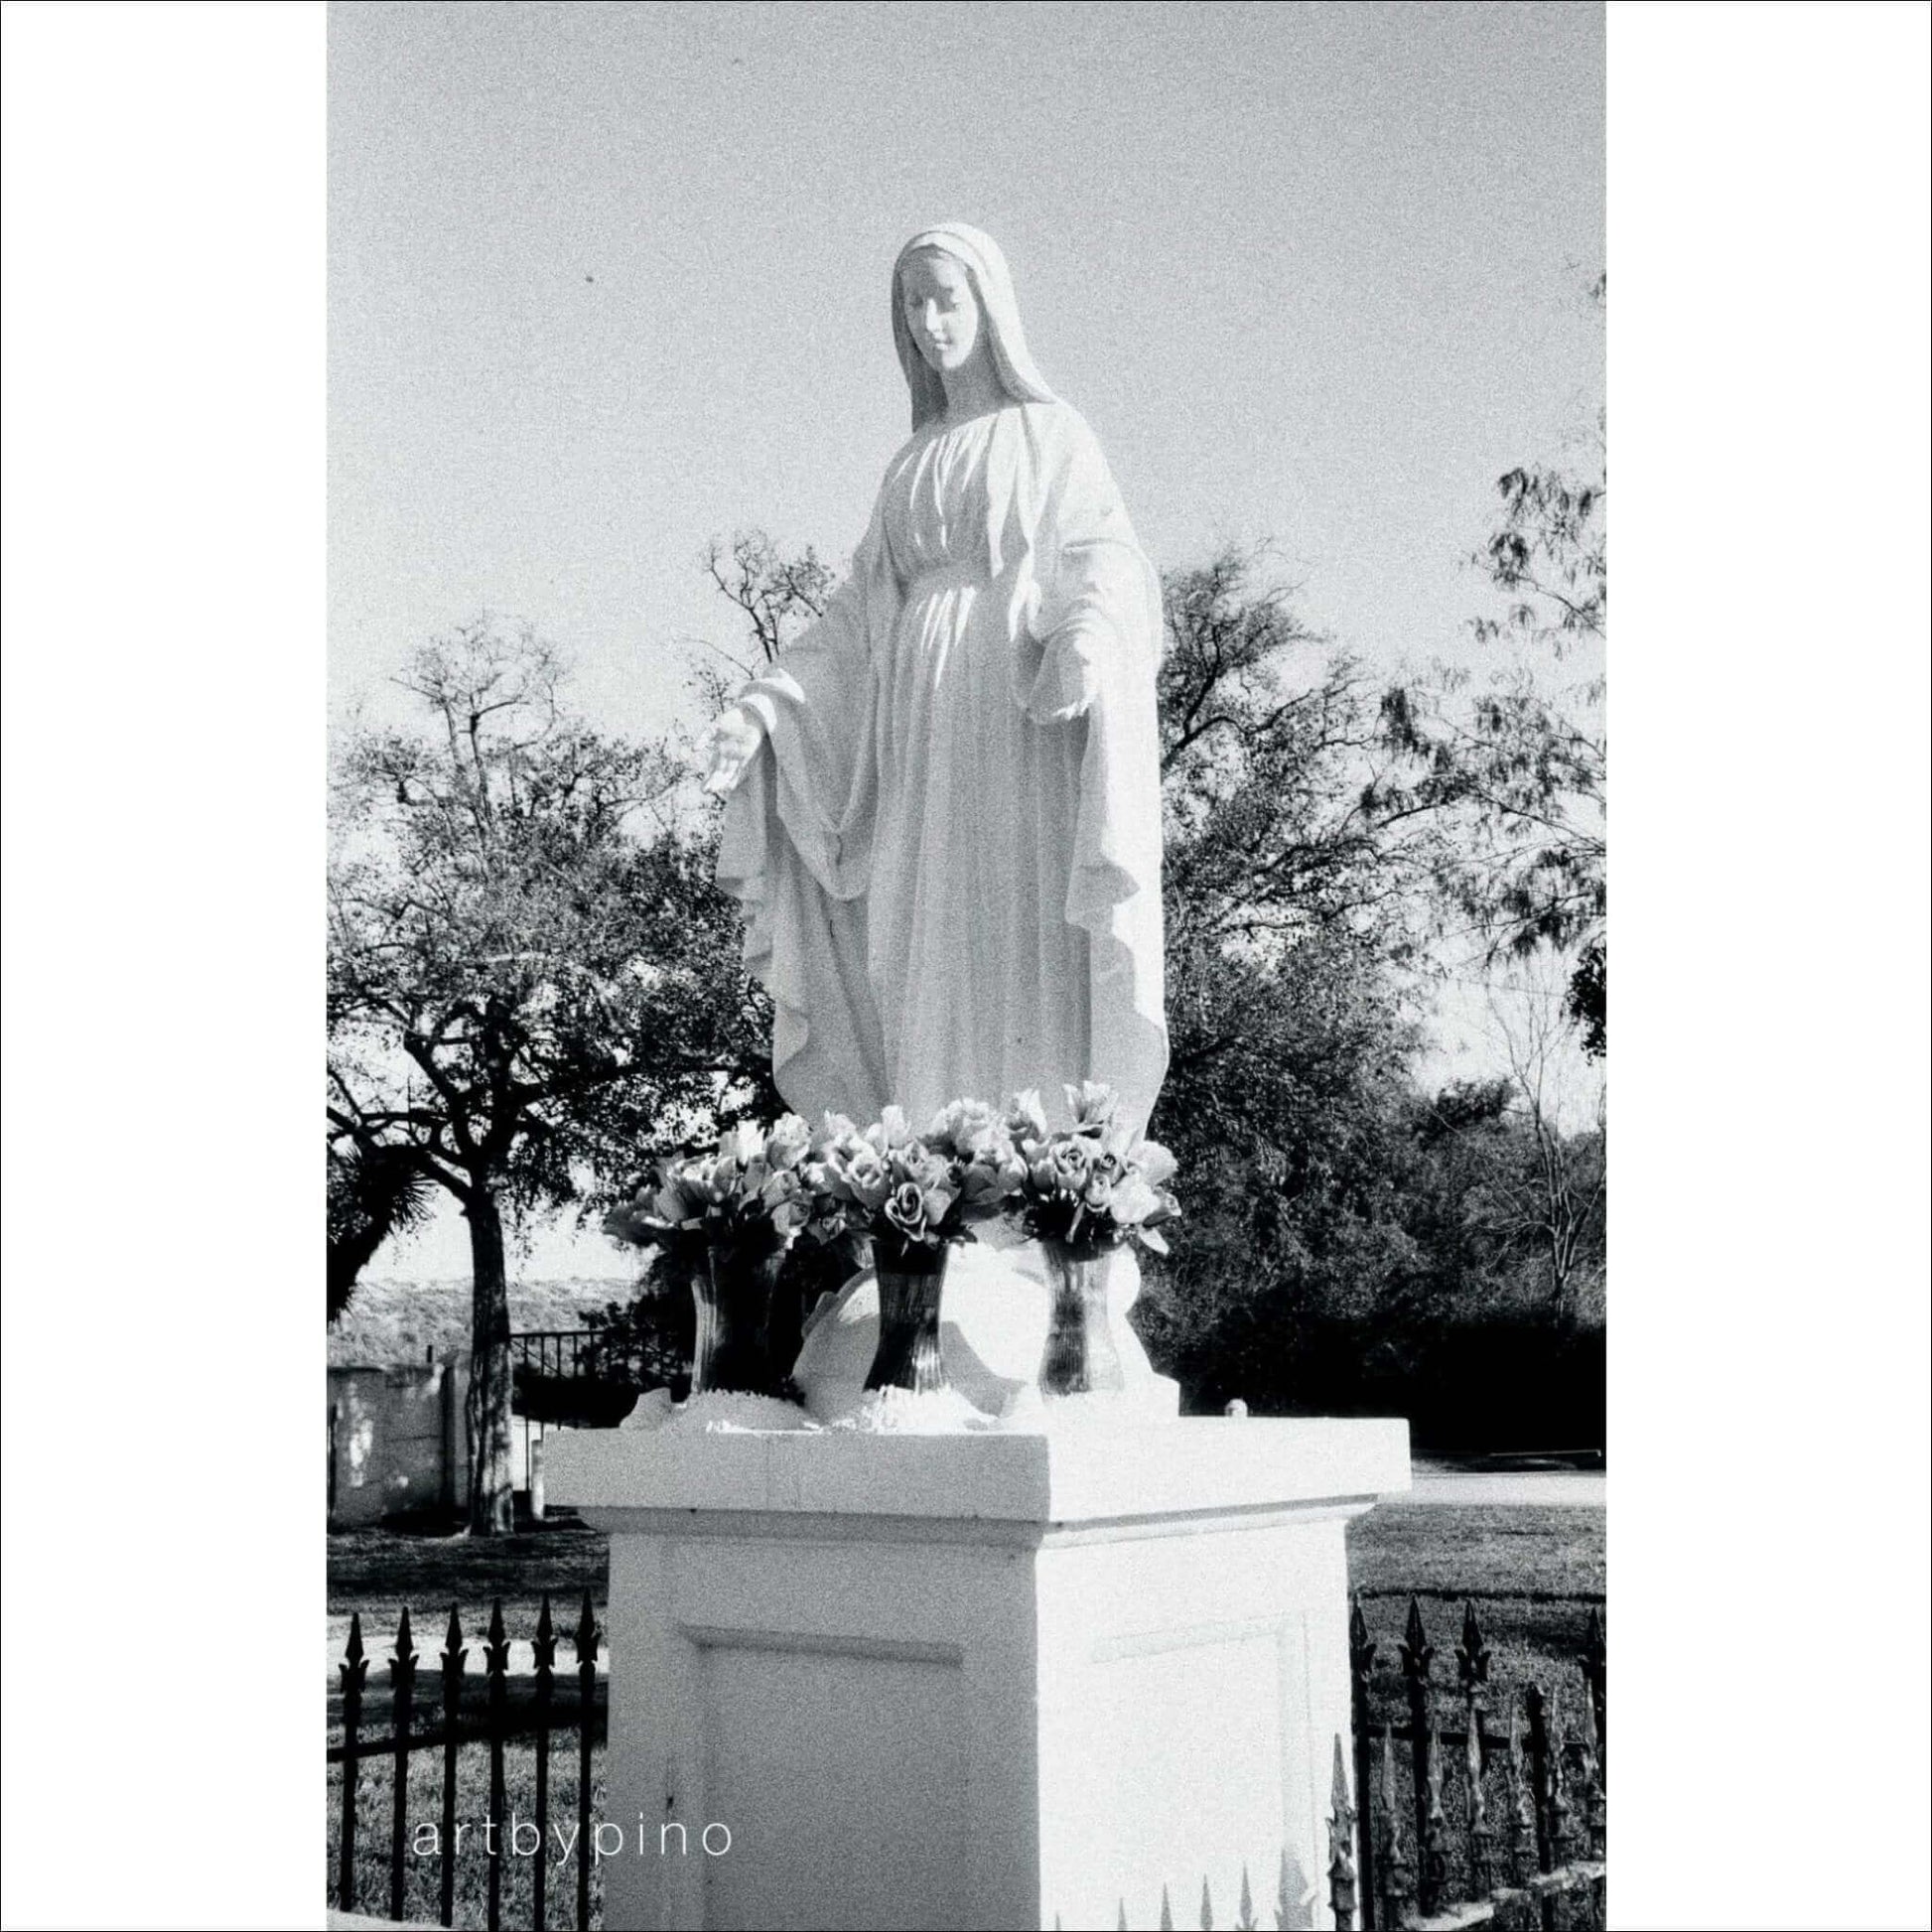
1379;286;1607;1052
1477;956;1607;1319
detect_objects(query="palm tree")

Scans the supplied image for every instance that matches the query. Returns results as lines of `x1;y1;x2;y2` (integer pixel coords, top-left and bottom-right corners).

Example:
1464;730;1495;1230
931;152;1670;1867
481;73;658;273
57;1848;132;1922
328;1140;435;1320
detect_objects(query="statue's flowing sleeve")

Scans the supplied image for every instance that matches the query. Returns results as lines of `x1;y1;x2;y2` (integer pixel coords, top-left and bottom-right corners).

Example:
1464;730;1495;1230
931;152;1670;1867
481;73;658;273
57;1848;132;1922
1006;405;1171;1140
715;503;897;1122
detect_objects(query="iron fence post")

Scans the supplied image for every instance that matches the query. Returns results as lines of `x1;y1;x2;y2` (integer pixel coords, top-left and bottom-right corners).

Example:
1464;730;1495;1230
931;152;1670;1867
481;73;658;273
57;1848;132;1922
388;1608;417;1923
1575;1678;1606;1861
1349;1594;1378;1931
576;1592;599;1932
1456;1600;1493;1901
1398;1598;1437;1914
532;1595;556;1932
1504;1707;1537;1888
438;1607;466;1929
1376;1725;1414;1931
484;1600;509;1932
1583;1608;1606;1786
1525;1683;1555;1874
337;1614;368;1912
1327;1733;1359;1931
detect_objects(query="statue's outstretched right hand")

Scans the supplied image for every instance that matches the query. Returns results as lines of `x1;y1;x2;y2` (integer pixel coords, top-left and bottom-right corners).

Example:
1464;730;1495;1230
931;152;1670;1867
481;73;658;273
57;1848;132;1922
701;704;766;796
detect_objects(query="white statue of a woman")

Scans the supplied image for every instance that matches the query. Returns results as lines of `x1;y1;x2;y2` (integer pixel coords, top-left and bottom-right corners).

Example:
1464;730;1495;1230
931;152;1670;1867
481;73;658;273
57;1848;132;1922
705;222;1169;1145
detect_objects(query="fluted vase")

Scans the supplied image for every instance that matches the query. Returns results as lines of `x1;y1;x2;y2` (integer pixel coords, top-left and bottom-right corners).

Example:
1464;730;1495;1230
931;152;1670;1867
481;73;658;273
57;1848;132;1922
689;1241;788;1398
864;1241;951;1394
1037;1239;1128;1397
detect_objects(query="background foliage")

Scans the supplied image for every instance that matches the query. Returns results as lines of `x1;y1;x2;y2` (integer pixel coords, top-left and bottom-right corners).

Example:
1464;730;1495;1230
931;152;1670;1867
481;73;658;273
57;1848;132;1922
330;447;1608;1471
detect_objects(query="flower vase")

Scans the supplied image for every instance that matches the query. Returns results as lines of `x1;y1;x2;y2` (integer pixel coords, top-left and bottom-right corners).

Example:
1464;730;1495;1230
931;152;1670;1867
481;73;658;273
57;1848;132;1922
690;1242;787;1398
864;1242;951;1394
1037;1239;1128;1397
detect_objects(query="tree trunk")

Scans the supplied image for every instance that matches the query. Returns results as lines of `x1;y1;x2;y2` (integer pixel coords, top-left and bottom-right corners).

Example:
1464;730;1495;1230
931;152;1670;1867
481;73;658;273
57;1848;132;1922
466;1185;516;1535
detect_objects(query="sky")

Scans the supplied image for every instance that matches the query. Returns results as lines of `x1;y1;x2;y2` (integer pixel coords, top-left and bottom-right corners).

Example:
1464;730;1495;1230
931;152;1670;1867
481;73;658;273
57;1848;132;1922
329;0;1604;1278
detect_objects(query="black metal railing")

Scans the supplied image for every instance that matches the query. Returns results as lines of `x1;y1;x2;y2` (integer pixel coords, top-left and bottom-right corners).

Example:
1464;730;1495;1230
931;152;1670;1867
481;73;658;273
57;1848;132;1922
1335;1594;1606;1931
330;1594;603;1930
333;1588;1602;1932
1071;1597;1605;1931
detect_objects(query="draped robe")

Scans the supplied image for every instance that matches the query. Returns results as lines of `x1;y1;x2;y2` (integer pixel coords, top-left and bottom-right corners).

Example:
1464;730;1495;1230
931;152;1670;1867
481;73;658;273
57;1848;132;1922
717;398;1168;1140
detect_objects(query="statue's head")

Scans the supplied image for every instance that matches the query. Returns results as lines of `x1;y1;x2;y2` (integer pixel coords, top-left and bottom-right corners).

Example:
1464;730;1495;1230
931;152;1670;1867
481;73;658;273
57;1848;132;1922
891;223;1056;430
898;246;984;380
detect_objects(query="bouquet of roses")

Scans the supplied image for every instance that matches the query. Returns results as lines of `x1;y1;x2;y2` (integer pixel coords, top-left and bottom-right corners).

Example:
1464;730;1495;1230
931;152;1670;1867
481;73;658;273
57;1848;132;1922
807;1099;1025;1264
604;1113;818;1265
1002;1081;1180;1255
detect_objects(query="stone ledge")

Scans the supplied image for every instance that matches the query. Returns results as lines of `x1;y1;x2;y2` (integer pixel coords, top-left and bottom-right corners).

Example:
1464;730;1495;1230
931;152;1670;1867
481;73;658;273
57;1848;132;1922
546;1416;1410;1529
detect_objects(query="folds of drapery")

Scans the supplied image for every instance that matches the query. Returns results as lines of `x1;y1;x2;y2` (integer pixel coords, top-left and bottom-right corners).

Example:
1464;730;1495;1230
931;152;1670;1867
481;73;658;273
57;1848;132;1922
716;400;1169;1141
715;499;898;1124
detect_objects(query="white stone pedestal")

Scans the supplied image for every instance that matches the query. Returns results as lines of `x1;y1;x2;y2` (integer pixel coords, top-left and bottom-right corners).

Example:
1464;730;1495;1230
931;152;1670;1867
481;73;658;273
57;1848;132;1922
548;1420;1409;1932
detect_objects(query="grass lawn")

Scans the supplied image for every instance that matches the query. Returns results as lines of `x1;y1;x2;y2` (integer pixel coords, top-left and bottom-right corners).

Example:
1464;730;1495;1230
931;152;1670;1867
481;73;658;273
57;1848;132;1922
330;1499;1604;1722
1345;1501;1604;1731
330;1746;609;1931
330;1516;607;1644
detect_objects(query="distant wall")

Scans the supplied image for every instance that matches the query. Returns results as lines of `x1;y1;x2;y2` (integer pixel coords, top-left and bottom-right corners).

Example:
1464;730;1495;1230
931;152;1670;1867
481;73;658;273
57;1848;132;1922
327;1358;469;1528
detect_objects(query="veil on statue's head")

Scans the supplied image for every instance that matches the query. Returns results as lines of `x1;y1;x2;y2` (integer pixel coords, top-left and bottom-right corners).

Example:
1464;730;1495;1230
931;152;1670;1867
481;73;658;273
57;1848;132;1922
892;223;1056;431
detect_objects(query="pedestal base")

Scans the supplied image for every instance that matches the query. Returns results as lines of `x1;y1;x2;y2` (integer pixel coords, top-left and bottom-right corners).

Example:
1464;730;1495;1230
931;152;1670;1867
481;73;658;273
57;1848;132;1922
550;1419;1409;1932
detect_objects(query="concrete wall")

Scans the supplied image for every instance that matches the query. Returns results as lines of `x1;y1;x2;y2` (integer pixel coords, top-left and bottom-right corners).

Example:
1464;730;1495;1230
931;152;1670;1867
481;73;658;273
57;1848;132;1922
327;1358;469;1528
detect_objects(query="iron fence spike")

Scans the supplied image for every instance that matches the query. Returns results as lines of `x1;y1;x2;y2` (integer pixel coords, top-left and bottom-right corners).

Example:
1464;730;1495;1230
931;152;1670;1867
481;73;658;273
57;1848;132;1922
1349;1593;1375;1674
484;1595;511;1673
1400;1595;1433;1679
1456;1599;1490;1691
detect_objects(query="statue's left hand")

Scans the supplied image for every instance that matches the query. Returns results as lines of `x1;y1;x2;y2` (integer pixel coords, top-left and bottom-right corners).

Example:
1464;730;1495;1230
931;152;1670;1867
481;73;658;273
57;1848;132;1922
701;704;766;796
1027;624;1103;724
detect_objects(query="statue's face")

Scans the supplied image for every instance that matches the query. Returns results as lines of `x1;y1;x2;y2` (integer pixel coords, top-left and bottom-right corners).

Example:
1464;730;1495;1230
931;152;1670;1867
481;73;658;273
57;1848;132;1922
899;250;982;376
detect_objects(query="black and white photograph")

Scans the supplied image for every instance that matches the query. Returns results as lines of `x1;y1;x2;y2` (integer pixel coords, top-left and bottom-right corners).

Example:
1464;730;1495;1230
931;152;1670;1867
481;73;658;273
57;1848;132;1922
1;5;1927;1932
323;10;1606;1925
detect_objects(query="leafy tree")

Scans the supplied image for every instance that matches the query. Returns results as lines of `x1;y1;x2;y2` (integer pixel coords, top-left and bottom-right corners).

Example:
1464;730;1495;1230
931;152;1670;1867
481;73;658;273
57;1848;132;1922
1157;547;1447;967
632;534;1599;1433
1377;289;1607;1053
327;621;772;1531
677;540;1445;1402
1127;549;1454;1404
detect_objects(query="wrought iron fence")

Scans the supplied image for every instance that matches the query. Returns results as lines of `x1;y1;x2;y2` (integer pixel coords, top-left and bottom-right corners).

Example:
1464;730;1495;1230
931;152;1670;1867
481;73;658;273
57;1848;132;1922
508;1328;637;1491
1328;1593;1607;1931
1087;1595;1606;1930
330;1589;1602;1932
329;1594;603;1930
509;1329;597;1382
